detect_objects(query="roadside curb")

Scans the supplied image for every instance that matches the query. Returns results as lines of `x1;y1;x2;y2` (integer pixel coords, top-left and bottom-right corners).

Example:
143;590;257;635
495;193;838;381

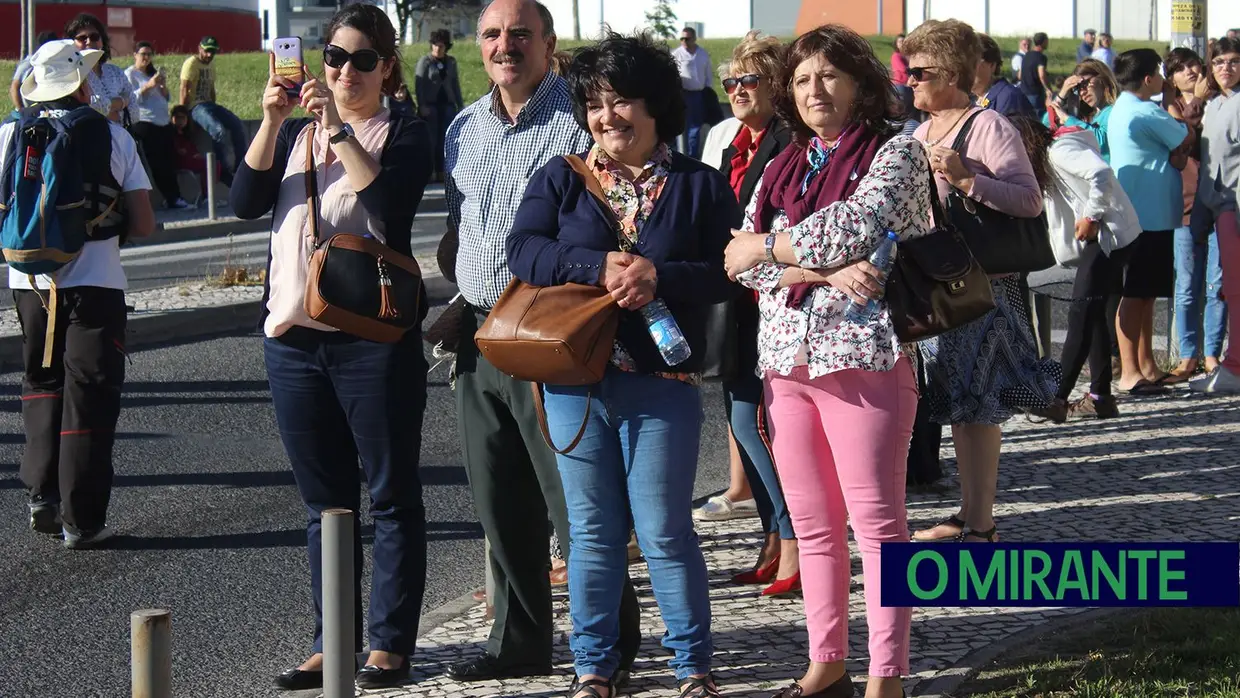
0;277;458;373
910;607;1124;697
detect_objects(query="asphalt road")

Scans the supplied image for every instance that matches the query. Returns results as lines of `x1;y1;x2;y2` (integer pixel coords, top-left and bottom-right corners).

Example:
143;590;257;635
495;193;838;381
0;304;733;698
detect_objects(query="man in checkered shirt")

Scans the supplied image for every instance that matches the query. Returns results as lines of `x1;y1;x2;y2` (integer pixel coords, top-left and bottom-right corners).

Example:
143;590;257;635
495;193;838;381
442;0;639;684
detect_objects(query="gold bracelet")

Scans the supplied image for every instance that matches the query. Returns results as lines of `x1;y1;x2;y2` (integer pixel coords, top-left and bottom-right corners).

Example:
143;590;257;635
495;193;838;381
799;268;807;284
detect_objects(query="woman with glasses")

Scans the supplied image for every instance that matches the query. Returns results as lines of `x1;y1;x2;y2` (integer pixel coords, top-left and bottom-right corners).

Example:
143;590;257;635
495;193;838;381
1046;59;1120;162
65;13;129;123
1189;38;1240;394
903;20;1059;544
126;41;188;209
230;4;434;691
698;32;802;599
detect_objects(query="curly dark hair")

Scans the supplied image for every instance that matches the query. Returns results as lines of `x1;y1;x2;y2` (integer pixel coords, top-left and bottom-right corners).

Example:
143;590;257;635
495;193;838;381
65;13;111;63
567;31;685;145
430;28;452;48
325;4;403;95
774;24;902;144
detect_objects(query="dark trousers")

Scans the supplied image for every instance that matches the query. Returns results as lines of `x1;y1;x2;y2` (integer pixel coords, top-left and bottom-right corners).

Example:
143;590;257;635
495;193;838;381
1057;242;1126;399
264;327;428;656
131;121;181;204
15;287;127;534
425;103;458;179
457;308;637;663
682;89;706;159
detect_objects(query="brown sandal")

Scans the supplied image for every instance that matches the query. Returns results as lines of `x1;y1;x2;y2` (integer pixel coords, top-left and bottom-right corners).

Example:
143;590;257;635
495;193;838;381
911;514;965;542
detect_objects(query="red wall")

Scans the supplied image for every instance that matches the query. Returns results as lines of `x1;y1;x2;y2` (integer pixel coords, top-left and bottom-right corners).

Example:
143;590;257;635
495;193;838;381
1;4;260;59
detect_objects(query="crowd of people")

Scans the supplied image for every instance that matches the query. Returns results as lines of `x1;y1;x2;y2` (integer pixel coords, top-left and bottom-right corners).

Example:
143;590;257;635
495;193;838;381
6;1;1237;697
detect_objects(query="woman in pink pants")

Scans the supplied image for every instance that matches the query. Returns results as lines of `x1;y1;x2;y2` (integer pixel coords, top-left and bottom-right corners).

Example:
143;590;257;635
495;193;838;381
723;25;932;698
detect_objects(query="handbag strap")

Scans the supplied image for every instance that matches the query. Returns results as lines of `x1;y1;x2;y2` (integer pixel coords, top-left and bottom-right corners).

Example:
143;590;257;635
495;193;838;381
924;143;950;230
530;382;592;455
949;108;985;159
302;122;322;248
562;154;624;241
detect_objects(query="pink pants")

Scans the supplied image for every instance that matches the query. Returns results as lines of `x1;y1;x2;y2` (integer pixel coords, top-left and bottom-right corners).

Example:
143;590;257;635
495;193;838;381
1218;211;1240;373
763;360;917;677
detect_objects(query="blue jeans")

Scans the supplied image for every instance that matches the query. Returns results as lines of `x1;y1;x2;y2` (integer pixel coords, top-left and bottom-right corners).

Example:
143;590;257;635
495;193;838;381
544;368;711;680
724;373;795;540
682;89;706;159
1174;225;1228;360
264;328;428;656
190;102;248;186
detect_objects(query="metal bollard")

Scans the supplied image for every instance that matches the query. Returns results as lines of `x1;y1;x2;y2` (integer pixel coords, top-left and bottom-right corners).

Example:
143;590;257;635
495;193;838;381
131;609;172;698
204;152;217;221
322;509;355;698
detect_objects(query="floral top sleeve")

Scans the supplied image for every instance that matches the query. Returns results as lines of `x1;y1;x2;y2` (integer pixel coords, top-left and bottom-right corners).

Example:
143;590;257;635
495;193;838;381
736;135;933;379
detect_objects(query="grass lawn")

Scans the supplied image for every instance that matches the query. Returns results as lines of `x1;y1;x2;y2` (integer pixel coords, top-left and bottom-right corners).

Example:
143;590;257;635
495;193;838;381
955;607;1240;698
2;35;1166;120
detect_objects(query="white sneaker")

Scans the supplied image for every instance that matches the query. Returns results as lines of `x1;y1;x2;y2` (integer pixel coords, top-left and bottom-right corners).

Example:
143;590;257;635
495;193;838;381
693;494;758;522
1189;366;1240;394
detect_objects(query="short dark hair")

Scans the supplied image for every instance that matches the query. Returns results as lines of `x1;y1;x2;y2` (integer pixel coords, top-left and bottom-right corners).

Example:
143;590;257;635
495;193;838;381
1208;37;1240;92
35;31;59;47
65;13;110;62
1164;47;1204;81
1084;28;1096;36
1033;32;1048;48
1115;48;1162;91
567;31;685;145
977;33;1002;69
170;104;191;120
135;40;154;53
326;3;403;95
776;24;902;143
682;26;696;38
430;29;452;47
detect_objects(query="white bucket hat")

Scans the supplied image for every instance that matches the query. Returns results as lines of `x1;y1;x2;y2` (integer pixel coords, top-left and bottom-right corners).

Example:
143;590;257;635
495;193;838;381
20;39;104;104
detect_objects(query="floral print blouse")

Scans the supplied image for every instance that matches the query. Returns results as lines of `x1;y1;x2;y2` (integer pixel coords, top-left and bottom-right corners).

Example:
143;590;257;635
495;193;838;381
736;135;933;380
588;143;699;386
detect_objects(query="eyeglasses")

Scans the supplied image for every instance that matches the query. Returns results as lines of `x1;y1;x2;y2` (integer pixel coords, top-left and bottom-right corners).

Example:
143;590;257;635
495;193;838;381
907;66;945;82
137;51;154;58
323;44;381;72
1213;58;1240;69
722;74;760;94
74;33;101;44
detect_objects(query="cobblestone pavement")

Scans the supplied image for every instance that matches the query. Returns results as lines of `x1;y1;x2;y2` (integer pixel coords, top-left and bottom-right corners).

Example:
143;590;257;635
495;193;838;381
362;385;1240;698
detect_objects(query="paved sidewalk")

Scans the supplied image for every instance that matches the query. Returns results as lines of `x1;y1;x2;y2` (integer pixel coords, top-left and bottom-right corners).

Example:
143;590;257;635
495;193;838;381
365;385;1240;698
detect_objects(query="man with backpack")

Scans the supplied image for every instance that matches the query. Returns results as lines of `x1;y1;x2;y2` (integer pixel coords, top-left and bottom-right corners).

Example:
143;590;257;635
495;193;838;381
0;39;155;548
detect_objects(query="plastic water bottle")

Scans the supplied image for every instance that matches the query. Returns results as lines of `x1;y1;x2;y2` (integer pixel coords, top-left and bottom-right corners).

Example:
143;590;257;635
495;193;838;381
641;299;692;366
844;231;899;324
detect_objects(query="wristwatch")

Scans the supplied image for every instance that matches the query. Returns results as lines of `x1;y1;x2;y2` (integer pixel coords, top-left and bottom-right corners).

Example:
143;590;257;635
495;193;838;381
764;233;777;263
328;123;355;145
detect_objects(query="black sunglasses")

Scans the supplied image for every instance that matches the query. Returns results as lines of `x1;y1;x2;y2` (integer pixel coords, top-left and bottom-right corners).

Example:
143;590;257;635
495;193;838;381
907;66;945;82
722;74;760;94
323;44;381;72
74;33;101;44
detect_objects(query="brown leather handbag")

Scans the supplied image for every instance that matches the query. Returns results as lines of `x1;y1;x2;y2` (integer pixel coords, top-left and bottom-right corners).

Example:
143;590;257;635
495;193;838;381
474;154;620;454
886;155;996;342
302;123;423;343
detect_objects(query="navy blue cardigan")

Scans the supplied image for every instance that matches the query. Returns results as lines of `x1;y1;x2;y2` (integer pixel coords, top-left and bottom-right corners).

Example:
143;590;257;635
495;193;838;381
506;150;742;375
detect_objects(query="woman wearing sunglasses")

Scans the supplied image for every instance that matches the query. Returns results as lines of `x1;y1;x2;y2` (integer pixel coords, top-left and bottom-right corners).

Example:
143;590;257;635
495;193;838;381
65;13;129;123
230;4;434;692
698;31;801;599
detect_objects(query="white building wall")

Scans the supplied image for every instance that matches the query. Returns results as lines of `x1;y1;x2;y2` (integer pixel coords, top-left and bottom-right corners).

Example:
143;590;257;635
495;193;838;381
542;0;752;40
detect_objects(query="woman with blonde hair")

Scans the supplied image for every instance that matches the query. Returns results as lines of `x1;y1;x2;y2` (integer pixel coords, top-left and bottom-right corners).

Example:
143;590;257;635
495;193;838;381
903;19;1059;544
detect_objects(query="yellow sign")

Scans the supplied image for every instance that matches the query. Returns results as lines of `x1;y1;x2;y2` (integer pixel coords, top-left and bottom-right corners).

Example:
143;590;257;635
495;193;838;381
1171;1;1204;35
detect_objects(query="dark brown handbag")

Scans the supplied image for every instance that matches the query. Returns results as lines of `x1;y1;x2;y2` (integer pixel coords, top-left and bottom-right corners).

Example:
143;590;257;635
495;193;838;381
473;154;621;454
302;123;423;343
886;153;996;342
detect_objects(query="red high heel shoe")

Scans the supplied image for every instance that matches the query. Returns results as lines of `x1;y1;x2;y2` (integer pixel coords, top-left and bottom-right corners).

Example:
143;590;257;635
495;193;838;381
731;553;780;585
761;572;802;598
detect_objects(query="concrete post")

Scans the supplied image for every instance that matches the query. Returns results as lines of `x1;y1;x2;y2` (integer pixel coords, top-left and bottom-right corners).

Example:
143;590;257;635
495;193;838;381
322;509;355;698
1169;0;1209;57
25;0;36;58
205;152;217;221
130;609;172;698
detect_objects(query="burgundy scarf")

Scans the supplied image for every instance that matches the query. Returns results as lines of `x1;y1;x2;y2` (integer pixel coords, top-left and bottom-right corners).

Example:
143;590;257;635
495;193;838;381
753;125;891;308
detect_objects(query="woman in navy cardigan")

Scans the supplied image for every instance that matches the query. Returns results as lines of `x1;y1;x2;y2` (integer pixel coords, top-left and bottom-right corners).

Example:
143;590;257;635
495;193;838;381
506;32;739;698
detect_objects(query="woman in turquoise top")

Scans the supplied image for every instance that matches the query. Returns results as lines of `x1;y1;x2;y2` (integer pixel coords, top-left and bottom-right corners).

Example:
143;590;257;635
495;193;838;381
1046;58;1118;161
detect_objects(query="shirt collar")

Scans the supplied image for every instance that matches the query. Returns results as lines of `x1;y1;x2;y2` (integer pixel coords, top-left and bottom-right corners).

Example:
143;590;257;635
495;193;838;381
589;142;672;179
487;71;562;128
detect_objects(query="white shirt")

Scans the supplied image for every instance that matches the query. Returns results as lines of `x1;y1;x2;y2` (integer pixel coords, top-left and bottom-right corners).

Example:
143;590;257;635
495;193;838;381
2;118;150;291
672;45;711;92
87;63;130;121
125;66;171;126
1044;129;1141;266
700;117;741;171
1011;51;1025;77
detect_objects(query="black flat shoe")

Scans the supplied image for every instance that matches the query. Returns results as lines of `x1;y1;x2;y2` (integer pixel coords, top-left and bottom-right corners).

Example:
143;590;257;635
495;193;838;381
445;652;552;682
569;675;613;698
274;668;322;691
355;663;410;689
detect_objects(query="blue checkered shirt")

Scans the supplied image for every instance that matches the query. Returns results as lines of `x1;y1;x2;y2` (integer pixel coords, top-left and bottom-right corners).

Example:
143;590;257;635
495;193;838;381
445;71;592;309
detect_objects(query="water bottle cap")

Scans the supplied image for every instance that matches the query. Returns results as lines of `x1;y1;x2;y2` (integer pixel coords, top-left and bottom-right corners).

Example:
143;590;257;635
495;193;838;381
886;231;899;240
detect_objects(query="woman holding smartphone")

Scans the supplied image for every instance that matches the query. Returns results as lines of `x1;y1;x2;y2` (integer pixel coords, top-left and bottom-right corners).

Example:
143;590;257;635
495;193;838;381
126;42;188;209
230;5;434;691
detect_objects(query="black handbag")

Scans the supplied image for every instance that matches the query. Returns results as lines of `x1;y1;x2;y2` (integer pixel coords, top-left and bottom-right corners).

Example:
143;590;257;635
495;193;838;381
886;153;997;342
945;111;1056;275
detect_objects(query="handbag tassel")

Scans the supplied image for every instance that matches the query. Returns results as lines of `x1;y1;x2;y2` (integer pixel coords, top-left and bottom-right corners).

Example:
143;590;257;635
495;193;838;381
377;257;400;320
